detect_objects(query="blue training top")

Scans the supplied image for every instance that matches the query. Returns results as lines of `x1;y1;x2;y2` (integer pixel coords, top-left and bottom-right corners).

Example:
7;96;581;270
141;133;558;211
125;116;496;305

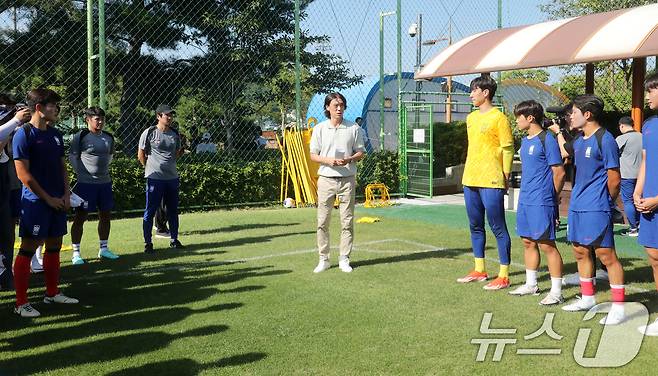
12;125;65;201
570;128;619;212
643;116;658;198
519;131;563;206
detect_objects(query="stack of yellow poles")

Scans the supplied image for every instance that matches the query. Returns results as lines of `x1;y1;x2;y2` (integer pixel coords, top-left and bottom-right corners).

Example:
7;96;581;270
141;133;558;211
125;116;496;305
276;124;318;206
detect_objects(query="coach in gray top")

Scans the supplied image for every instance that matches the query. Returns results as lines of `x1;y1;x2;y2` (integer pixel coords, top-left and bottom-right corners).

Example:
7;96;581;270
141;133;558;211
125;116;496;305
138;104;184;253
309;92;365;274
69;107;119;264
617;116;643;236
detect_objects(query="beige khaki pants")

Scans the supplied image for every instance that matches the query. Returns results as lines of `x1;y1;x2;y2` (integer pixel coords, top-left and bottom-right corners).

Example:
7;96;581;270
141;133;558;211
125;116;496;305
316;175;356;259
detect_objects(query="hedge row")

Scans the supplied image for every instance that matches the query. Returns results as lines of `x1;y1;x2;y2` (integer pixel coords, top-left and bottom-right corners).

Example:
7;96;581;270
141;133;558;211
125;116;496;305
69;151;400;212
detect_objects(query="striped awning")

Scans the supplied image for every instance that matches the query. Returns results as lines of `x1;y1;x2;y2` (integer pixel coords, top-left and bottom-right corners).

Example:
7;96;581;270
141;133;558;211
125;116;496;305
416;3;658;79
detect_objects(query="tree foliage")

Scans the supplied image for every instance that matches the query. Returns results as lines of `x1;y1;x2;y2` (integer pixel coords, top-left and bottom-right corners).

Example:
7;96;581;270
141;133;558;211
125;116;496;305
542;0;653;111
0;0;361;151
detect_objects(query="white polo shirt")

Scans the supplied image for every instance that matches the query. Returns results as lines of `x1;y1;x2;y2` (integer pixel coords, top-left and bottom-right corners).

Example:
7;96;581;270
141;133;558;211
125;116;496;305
309;119;366;177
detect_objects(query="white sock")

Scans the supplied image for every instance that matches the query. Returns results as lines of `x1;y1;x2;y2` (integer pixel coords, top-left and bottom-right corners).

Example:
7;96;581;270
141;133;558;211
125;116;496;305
100;240;108;250
581;294;596;306
609;301;625;317
550;277;562;295
525;269;538;287
72;243;81;258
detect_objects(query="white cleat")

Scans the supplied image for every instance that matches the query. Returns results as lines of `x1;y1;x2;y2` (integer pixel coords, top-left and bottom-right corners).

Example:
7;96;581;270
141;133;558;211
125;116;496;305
599;312;625;325
43;293;79;304
14;303;40;318
638;318;658;336
539;293;564;306
562;298;596;312
508;284;539;296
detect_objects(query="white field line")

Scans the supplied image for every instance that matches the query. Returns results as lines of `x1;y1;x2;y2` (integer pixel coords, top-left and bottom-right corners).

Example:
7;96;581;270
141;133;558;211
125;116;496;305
62;238;652;293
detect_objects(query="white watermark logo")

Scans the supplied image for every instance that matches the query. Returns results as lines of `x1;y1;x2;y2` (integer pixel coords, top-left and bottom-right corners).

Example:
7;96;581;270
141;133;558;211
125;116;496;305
472;303;648;367
573;302;647;367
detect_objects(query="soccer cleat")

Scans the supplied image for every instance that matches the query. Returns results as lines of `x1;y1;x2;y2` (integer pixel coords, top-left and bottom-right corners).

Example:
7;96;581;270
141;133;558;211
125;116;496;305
98;248;119;259
155;230;171;239
562;298;595;312
508;284;539;296
638;318;658;336
457;270;488;283
14;303;40;318
30;255;44;274
539;293;564;306
43;293;79;304
338;258;353;273
170;240;185;249
144;243;155;254
483;277;510;290
313;259;330;273
599;312;625;325
71;255;85;265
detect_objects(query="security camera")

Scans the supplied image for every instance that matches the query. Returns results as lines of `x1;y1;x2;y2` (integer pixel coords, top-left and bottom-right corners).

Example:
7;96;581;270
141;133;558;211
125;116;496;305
408;23;418;37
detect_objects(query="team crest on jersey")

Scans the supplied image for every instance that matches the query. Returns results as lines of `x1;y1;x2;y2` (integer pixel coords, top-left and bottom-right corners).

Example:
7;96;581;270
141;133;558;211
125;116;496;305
149;185;155;192
32;225;40;236
528;145;535;155
54;137;61;146
585;146;592;158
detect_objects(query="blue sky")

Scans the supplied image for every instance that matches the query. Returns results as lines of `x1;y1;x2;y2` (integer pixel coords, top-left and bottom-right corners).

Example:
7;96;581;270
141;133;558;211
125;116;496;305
302;0;559;83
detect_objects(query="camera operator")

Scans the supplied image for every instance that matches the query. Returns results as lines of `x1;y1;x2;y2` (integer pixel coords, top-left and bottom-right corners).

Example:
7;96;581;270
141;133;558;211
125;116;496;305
1;95;30;290
546;102;609;287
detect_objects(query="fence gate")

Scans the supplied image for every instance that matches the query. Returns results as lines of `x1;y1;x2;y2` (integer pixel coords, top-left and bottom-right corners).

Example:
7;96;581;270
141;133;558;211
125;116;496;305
401;103;433;197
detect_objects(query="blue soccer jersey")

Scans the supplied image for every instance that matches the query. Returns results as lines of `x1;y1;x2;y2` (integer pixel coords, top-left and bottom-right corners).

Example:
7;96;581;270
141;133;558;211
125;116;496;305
519;131;563;206
639;116;658;248
643;116;658;198
569;128;620;212
12;125;65;201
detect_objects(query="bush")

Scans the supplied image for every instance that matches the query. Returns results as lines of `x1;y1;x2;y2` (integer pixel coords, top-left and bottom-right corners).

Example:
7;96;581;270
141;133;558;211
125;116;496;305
357;150;400;194
433;121;468;177
69;155;282;213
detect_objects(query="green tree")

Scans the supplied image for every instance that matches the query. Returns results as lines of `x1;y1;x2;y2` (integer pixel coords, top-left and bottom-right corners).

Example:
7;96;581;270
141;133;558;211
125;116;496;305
501;69;550;83
0;0;360;152
542;0;653;111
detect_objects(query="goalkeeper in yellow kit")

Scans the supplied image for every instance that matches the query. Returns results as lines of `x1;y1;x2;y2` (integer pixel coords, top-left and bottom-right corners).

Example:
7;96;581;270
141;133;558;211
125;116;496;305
456;75;515;290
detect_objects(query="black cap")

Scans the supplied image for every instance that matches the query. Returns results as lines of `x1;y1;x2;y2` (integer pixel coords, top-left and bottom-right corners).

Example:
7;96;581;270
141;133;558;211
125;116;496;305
156;104;175;115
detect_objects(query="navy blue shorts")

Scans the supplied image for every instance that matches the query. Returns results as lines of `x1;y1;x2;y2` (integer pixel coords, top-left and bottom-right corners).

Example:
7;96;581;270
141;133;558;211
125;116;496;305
73;182;114;212
516;204;557;241
18;198;67;239
567;211;614;248
639;211;658;249
10;189;21;218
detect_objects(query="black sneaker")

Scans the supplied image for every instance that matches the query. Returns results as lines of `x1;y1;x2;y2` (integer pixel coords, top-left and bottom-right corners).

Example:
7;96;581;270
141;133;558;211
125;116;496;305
170;239;184;249
144;243;155;254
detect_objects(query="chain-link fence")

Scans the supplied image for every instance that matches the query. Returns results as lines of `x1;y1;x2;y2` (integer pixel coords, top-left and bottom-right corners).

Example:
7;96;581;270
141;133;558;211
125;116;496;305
1;1;656;210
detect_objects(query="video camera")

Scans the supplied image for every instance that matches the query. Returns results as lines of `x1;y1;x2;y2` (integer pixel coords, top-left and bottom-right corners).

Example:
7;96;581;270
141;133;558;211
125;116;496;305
0;101;28;126
544;103;572;131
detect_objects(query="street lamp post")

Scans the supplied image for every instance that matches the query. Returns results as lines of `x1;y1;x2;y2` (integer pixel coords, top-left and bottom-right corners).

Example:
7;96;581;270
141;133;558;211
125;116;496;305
379;10;396;151
410;16;453;123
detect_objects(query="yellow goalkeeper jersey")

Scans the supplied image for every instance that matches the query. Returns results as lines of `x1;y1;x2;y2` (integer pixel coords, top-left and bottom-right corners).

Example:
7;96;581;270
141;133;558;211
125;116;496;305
461;107;514;188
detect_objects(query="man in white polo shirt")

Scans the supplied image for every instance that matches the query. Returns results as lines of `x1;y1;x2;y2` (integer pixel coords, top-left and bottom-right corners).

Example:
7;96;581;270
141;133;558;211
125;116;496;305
309;92;365;273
